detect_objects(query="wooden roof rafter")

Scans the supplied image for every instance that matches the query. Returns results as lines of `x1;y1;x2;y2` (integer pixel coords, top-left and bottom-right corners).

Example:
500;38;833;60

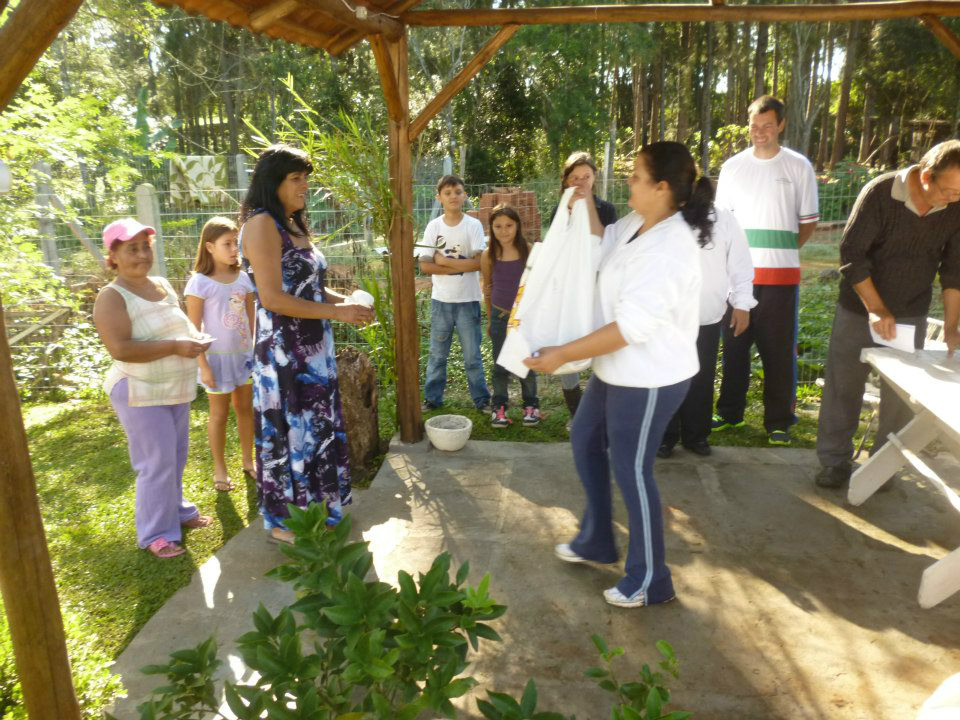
402;1;960;26
152;0;337;49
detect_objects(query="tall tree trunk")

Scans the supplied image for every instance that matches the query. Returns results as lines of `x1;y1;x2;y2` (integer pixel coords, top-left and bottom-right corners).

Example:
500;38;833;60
829;21;861;169
739;22;752;123
724;24;737;125
221;42;240;156
773;24;781;97
701;24;715;173
858;83;875;163
172;71;185;154
754;22;769;98
677;23;693;142
632;62;645;151
816;29;834;170
659;46;667;141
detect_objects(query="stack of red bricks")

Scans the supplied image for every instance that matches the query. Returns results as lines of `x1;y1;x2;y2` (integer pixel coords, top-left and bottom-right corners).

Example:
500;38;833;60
467;186;542;243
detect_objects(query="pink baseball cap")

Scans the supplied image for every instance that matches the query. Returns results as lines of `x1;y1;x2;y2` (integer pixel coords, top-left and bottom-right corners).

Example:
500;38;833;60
102;218;155;252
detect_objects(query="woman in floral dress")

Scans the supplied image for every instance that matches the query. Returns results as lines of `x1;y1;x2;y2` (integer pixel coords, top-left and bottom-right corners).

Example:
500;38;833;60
239;144;374;544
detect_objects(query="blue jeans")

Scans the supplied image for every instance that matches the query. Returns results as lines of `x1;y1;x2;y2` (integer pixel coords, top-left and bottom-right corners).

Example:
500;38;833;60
424;300;490;408
489;308;538;409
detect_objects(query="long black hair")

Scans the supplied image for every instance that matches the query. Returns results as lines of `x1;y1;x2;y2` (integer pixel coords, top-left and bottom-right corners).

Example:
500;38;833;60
488;204;530;266
638;141;714;247
239;144;314;237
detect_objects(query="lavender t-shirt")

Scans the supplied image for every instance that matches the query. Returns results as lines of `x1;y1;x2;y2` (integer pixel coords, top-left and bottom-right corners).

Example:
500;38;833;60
183;271;255;392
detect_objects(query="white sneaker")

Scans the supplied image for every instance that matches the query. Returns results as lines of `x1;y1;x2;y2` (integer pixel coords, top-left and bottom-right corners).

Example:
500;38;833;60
603;586;648;608
554;543;586;563
603;586;676;608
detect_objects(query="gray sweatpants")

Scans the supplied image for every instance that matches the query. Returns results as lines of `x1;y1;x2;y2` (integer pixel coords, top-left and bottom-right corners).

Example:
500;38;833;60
816;304;925;469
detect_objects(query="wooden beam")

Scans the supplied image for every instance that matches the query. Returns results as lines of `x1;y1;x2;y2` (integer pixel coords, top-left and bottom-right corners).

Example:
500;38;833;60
0;0;84;111
327;0;422;56
153;0;334;50
298;0;402;39
370;35;404;122
0;296;82;719
921;15;960;59
250;0;301;31
409;24;520;142
403;2;960;27
380;30;423;443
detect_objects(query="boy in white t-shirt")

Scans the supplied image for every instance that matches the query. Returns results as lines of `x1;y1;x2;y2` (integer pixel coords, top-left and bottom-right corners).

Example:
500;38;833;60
417;175;491;410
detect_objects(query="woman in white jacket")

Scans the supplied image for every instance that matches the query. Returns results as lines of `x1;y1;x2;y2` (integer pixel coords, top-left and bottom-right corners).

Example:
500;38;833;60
525;142;710;608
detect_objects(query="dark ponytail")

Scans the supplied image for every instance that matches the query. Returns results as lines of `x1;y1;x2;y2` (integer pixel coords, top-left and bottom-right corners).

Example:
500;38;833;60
638;141;715;247
681;177;715;248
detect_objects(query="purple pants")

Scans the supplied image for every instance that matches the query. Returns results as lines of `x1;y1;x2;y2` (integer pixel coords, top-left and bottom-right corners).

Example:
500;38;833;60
110;378;199;548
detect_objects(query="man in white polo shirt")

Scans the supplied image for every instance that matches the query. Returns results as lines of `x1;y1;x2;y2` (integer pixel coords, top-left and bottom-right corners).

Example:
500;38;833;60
713;95;819;446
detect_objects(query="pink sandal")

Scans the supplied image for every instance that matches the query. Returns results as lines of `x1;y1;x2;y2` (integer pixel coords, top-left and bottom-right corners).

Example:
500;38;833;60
146;538;185;559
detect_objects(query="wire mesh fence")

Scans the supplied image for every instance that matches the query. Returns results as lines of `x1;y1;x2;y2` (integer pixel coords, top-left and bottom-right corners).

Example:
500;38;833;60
5;168;878;398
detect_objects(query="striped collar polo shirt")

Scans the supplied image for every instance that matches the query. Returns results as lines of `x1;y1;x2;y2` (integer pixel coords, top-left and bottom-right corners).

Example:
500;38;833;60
714;146;820;286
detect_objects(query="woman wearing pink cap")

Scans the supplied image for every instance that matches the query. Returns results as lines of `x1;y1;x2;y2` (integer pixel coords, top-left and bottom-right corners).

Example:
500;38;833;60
93;218;214;558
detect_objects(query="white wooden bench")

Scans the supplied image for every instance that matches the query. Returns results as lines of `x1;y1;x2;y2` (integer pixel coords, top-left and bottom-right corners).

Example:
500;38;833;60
848;346;960;608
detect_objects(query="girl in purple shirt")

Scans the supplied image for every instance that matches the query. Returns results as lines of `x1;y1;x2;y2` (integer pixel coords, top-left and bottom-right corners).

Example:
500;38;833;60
480;204;540;427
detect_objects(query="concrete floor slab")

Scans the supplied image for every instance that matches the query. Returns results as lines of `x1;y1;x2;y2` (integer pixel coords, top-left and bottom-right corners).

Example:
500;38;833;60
110;440;960;719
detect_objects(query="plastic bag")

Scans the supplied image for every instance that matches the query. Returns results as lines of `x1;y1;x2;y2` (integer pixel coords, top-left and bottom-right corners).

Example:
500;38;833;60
496;187;602;378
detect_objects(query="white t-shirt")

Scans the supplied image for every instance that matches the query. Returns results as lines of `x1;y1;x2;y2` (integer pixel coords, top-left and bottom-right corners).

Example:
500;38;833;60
699;208;757;325
715;146;819;285
591;212;702;389
416;214;486;303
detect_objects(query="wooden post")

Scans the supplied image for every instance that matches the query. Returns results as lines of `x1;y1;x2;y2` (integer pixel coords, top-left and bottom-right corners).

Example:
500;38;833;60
0;295;82;720
0;0;84;110
135;183;167;278
376;31;423;443
921;15;960;59
33;162;60;273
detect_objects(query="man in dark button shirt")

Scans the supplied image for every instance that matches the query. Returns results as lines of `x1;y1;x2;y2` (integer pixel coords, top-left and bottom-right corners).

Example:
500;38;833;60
815;140;960;489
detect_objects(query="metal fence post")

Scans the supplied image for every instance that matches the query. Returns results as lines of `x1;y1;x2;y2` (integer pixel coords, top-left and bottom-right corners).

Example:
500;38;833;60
135;183;166;278
33;162;60;273
600;140;612;201
235;154;249;194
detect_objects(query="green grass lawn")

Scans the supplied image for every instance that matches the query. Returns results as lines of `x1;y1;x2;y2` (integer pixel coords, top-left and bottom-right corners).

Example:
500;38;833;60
22;395;260;659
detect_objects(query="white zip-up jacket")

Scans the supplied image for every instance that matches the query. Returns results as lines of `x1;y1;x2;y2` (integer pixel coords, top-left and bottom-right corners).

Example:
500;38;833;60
592;211;702;388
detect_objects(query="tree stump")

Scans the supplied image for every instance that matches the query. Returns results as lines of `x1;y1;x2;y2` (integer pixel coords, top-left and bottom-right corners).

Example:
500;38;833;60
336;346;380;476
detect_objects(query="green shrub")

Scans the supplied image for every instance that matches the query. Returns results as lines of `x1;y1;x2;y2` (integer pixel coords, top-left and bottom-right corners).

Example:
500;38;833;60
120;503;689;720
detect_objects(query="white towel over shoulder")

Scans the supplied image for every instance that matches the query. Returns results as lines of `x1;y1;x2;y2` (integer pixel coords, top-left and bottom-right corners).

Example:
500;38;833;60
496;187;602;378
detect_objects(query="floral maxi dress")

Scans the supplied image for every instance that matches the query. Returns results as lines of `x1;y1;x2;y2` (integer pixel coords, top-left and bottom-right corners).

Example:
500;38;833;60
242;214;351;529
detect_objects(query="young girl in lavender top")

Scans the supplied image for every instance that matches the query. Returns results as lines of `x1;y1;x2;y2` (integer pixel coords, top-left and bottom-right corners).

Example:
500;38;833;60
185;217;256;492
480;204;540;428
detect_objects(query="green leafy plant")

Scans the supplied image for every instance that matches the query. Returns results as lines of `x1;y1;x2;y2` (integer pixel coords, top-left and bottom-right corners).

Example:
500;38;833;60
120;502;690;720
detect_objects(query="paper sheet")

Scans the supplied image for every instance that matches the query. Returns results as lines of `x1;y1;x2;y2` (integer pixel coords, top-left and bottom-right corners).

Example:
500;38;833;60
869;322;915;352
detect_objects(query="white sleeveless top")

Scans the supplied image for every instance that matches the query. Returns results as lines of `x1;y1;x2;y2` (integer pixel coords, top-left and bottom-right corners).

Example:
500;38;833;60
103;277;198;407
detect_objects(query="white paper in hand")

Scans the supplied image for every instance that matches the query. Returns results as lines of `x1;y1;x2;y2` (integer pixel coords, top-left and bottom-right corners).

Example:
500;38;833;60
868;320;915;353
496;187;601;378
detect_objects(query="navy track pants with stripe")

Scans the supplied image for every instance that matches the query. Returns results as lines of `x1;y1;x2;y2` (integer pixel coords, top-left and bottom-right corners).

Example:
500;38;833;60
569;375;689;602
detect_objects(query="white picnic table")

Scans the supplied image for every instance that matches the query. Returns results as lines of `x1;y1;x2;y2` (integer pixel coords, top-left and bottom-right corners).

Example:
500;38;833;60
848;346;960;608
